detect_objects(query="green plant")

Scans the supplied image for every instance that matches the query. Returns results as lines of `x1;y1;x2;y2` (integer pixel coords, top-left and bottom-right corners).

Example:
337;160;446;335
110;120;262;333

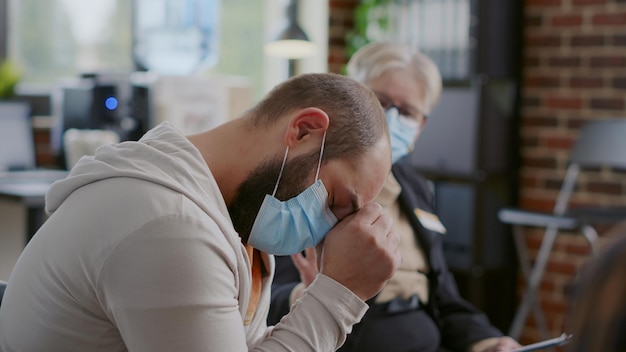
0;60;21;98
344;0;391;72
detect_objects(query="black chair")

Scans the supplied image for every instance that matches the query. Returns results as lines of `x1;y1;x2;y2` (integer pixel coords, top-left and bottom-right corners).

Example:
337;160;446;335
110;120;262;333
498;119;626;340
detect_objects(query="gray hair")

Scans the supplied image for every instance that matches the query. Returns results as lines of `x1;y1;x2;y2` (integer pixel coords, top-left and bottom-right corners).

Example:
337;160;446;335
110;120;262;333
346;42;442;114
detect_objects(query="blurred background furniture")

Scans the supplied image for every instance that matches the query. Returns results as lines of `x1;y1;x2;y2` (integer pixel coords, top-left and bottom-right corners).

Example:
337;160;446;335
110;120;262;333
0;280;7;307
0;100;68;280
63;129;120;169
0;101;34;172
498;119;626;340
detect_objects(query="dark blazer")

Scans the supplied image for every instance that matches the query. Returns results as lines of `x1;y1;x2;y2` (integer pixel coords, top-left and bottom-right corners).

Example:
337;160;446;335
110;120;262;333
269;157;503;352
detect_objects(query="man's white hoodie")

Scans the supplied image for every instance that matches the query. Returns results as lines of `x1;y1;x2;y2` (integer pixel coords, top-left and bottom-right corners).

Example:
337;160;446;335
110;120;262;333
0;123;367;352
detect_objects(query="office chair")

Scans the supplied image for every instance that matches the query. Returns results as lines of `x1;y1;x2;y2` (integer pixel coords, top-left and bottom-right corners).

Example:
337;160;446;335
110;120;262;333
498;119;626;340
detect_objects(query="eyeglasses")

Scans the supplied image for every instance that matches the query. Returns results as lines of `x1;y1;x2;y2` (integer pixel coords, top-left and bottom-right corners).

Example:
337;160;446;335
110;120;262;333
374;91;428;125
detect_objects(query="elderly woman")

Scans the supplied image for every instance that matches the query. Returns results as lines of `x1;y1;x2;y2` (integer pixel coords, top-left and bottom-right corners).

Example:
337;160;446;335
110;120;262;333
269;42;520;352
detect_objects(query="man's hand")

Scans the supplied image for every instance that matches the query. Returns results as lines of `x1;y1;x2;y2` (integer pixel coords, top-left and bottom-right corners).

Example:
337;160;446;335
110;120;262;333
291;247;318;288
318;202;402;301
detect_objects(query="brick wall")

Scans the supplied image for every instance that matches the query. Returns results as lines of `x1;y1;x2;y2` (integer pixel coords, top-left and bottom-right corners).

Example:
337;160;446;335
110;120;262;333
329;0;626;345
519;0;626;343
328;0;359;74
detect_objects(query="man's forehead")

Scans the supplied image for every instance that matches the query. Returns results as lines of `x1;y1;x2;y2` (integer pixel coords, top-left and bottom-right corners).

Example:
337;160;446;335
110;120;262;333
349;143;391;201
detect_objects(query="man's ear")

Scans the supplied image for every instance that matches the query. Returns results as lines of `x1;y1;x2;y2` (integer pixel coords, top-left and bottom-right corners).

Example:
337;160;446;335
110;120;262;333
284;107;330;147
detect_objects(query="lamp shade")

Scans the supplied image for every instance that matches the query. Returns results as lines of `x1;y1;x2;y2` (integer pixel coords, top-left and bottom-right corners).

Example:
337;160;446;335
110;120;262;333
264;0;316;59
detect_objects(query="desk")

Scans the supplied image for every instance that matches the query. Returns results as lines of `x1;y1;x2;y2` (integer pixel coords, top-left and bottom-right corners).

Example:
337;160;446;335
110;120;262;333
0;170;68;280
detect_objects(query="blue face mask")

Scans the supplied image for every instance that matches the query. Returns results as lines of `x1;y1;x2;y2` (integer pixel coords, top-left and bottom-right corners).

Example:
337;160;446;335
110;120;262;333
386;107;420;163
247;132;338;255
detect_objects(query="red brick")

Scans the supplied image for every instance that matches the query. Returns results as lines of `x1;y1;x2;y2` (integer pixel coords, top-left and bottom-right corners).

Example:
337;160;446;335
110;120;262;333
590;56;626;68
36;152;59;168
569;77;604;88
521;175;540;188
572;0;607;4
548;56;581;67
570;34;605;47
525;34;561;47
329;37;347;46
545;97;583;109
525;76;561;88
546;259;578;275
592;12;626;26
564;242;593;255
545;177;568;191
328;0;359;9
328;17;344;27
33;131;50;144
525;233;545;250
327;55;344;64
613;77;626;89
566;120;589;131
524;115;560;127
523;156;559;168
540;278;557;292
544;135;575;149
587;180;624;194
553;236;588;253
520;198;556;213
526;0;562;6
614;35;626;45
589;98;625;110
551;14;583;27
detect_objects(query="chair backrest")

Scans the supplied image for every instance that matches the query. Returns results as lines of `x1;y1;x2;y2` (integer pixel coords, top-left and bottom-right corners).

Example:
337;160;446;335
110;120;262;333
570;119;626;170
554;119;626;215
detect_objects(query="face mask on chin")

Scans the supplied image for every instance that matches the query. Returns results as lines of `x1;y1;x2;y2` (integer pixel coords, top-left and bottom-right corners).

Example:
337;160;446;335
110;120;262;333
247;131;338;255
386;107;420;164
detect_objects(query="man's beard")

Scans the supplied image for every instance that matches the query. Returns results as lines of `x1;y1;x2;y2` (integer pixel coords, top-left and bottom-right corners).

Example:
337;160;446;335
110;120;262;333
228;151;320;244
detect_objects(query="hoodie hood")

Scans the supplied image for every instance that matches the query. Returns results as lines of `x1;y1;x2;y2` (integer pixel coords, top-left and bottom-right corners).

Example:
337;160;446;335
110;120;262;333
46;122;228;222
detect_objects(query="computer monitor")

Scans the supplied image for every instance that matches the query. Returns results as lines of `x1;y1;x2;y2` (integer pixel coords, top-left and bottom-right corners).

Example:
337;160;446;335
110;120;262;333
0;101;35;171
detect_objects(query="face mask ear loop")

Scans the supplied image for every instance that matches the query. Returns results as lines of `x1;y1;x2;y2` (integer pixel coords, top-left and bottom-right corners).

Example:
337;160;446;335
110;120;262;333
314;131;327;182
272;146;289;197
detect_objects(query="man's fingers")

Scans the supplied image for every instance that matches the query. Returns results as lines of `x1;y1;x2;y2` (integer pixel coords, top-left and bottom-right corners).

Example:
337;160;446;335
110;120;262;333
291;252;307;271
350;202;384;225
388;230;403;270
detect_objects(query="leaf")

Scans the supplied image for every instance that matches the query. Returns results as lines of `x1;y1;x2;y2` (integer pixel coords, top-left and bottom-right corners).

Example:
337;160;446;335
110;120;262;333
0;61;21;98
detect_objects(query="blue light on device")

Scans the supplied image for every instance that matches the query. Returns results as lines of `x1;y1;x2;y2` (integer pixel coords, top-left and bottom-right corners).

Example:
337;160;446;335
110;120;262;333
105;97;118;110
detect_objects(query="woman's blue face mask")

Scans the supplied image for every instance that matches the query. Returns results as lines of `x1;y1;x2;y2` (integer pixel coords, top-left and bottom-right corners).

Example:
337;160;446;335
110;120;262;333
247;132;337;255
386;107;421;163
